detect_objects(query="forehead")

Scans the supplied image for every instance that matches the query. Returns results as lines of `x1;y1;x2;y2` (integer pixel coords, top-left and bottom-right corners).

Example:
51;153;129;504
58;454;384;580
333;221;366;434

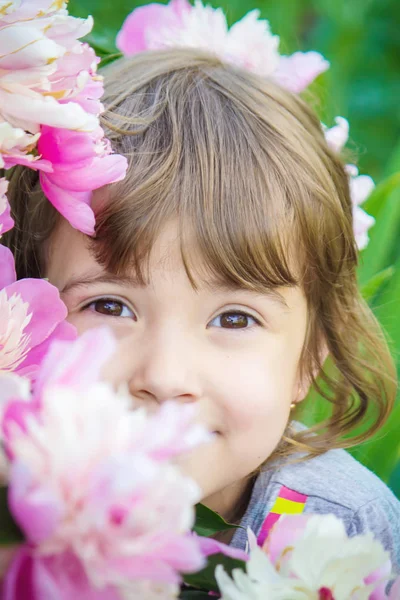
46;218;303;318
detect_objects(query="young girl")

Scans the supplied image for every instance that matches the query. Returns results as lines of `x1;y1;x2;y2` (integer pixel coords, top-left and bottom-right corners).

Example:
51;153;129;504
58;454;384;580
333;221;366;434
4;46;400;571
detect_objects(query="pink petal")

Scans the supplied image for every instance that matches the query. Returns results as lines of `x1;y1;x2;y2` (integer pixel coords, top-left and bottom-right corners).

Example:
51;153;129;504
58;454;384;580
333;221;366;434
40;174;95;235
38;126;101;167
16;320;77;381
365;559;393;599
0;26;64;70
263;514;310;566
353;205;375;251
9;461;63;543
116;3;182;55
34;327;116;394
3;548;119;600
4;279;68;350
0;178;14;234
0;245;16;289
2;546;42;600
170;0;192;17
274;51;330;93
389;578;400;600
0;89;98;132
0;545;20;581
143;533;206;573
2;399;40;453
350;174;375;206
0;374;30;411
46;153;128;192
3;155;53;173
195;535;248;561
324;117;349;153
104;555;181;584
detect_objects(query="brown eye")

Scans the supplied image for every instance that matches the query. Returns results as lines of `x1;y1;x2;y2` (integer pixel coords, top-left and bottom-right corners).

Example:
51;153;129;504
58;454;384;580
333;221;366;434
85;299;135;319
94;300;123;316
212;312;257;329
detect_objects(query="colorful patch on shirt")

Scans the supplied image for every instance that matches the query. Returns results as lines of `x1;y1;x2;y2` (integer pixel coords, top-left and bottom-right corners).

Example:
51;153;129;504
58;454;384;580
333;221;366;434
257;485;308;547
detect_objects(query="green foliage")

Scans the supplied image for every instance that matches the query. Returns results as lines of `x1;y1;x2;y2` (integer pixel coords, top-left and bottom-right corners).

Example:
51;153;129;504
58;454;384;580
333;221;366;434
69;0;400;497
0;488;23;546
183;553;245;594
194;504;241;537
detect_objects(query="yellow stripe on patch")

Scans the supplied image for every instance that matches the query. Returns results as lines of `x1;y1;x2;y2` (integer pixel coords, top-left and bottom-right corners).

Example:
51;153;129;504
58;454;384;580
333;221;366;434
272;497;305;515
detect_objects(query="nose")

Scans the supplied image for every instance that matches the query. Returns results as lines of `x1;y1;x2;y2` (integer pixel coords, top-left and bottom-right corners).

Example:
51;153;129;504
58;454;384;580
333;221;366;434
127;328;201;405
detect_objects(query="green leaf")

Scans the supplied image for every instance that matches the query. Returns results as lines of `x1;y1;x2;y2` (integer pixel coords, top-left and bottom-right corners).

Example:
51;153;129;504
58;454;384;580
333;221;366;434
194;504;240;537
84;32;116;54
374;256;400;351
0;487;23;546
362;171;400;219
183;553;245;593
360;265;395;301
358;182;400;287
179;590;214;599
349;402;400;487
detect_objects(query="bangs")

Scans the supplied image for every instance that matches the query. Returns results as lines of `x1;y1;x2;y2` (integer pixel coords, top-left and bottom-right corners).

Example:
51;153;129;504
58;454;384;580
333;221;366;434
91;52;319;291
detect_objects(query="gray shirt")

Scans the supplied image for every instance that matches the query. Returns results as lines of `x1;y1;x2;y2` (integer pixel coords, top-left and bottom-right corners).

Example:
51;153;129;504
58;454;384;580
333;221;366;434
230;447;400;574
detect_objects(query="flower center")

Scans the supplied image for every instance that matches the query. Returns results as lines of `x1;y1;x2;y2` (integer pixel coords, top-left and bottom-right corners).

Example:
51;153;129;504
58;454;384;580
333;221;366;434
318;588;334;600
0;290;32;372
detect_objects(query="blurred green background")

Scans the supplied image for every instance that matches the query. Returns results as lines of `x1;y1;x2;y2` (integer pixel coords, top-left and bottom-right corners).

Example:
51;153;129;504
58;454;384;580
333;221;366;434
69;0;400;497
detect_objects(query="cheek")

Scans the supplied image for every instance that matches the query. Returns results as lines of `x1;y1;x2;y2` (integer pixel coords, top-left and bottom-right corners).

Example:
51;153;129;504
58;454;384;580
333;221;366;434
214;341;299;434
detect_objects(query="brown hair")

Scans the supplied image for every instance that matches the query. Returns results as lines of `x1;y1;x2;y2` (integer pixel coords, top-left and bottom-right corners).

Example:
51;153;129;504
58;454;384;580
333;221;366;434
3;48;397;463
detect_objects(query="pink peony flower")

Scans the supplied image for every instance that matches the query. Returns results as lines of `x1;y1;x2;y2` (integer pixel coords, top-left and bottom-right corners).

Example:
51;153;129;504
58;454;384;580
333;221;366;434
0;1;128;233
1;328;209;597
0;244;76;380
0;178;14;235
116;0;328;93
0;0;130;235
38;125;128;234
324;118;375;250
323;116;349;153
116;0;191;56
346;164;375;250
0;120;52;172
274;51;330;93
0;2;98;135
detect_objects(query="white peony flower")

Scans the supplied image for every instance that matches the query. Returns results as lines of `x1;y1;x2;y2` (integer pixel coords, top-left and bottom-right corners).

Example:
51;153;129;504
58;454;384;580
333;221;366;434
216;514;393;600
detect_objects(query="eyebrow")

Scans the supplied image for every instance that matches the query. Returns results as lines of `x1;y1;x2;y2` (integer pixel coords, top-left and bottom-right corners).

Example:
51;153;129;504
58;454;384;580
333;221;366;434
60;271;291;311
203;280;291;312
59;271;140;295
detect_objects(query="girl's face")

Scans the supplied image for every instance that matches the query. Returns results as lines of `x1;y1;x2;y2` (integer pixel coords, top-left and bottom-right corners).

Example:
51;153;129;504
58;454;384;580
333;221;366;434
47;219;309;520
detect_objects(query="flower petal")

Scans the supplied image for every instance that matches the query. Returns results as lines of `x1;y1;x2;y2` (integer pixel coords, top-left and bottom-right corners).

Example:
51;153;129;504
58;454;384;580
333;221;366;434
116;3;181;55
40;174;95;235
0;245;16;289
196;534;248;561
324;117;349;153
0;88;98;132
9;461;63;543
45;153;128;192
16;320;77;381
3;547;119;600
0;178;14;235
34;327;116;393
0;25;65;70
274;51;329;93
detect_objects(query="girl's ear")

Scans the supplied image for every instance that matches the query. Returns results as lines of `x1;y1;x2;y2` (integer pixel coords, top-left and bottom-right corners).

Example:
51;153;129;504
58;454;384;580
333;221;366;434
293;342;329;404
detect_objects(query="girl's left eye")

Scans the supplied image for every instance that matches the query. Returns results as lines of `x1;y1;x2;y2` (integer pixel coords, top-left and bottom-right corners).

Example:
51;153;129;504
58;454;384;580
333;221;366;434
83;298;135;319
209;311;259;329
